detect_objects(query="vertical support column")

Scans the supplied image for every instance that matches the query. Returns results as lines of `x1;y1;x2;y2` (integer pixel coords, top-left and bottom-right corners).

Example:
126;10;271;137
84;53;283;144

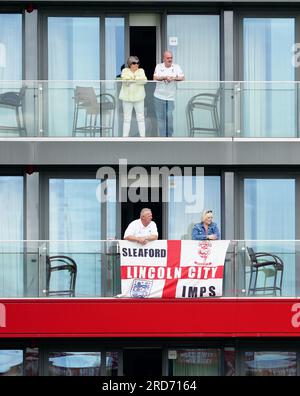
222;171;235;296
222;10;235;137
222;171;235;240
24;10;38;80
24;10;38;137
24;171;40;297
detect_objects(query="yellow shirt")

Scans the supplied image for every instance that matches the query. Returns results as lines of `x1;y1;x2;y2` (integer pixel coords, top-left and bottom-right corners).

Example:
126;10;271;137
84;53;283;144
119;68;147;102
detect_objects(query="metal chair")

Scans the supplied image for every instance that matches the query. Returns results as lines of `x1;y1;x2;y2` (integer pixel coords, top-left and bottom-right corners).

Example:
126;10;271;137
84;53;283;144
246;247;284;296
0;86;26;135
186;88;220;137
72;86;115;137
46;255;77;297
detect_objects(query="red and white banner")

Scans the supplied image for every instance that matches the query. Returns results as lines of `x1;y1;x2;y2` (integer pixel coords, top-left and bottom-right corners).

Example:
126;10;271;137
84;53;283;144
119;240;230;298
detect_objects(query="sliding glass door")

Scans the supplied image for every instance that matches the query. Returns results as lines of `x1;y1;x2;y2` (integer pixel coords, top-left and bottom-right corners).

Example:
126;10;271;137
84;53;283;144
242;17;295;137
47;15;125;136
48;177;116;296
167;15;220;136
242;177;296;296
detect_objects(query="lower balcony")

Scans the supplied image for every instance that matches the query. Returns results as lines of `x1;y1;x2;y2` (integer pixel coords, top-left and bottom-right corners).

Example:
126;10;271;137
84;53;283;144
0;240;299;338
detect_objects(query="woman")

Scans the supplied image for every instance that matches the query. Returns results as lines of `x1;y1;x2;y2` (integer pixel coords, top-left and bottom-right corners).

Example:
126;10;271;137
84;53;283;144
119;56;147;137
192;209;220;240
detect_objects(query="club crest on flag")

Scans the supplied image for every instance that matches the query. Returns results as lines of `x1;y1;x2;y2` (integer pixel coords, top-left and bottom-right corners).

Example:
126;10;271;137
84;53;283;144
130;279;153;298
194;241;212;265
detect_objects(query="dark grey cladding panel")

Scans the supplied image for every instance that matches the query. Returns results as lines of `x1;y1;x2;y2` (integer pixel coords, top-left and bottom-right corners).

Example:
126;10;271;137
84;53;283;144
33;139;233;165
0;140;34;165
232;140;300;165
0;139;300;165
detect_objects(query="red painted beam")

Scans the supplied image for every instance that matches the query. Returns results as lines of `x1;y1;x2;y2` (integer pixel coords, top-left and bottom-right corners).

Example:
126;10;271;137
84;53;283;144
0;298;300;338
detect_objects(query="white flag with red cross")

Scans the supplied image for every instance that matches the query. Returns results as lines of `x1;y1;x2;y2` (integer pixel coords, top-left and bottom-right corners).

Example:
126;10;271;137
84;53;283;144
119;240;230;298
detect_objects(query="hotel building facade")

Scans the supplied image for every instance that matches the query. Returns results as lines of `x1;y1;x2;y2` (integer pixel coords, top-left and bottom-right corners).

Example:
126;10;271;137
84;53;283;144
0;0;300;376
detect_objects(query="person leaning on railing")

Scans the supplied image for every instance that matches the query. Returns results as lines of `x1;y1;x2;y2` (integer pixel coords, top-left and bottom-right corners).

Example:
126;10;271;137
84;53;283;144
119;55;147;137
192;209;220;240
124;208;158;245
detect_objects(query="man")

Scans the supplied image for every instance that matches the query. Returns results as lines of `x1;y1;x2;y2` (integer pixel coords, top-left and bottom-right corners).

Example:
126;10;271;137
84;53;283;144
153;51;185;137
124;208;158;245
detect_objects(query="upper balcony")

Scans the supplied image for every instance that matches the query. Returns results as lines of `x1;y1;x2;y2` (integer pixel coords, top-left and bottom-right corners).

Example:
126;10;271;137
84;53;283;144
0;80;299;139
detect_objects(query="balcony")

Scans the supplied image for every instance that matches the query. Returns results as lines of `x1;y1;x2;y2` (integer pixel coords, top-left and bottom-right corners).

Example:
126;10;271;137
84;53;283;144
0;240;300;338
0;80;299;139
0;239;298;299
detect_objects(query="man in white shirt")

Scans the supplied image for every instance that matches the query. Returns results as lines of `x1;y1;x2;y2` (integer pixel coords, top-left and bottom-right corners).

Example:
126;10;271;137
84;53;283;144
124;208;158;245
153;51;184;137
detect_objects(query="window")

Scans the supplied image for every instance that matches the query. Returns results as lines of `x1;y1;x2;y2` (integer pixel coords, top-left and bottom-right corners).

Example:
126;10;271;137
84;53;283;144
242;18;295;137
168;175;221;240
0;176;23;297
0;14;22;80
169;349;221;376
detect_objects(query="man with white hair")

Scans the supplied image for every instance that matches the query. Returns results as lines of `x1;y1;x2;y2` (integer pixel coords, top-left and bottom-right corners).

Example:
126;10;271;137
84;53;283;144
153;50;184;137
124;208;158;245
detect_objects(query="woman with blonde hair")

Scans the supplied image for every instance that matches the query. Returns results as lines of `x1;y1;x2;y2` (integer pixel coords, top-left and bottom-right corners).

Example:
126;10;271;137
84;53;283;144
119;56;147;137
192;209;220;240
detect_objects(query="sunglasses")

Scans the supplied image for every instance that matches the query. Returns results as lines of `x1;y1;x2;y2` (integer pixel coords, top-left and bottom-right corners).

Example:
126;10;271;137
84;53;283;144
206;210;213;214
131;62;139;65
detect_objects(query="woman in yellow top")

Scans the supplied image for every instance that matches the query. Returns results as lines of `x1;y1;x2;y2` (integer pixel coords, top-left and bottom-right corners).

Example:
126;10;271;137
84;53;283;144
119;56;147;137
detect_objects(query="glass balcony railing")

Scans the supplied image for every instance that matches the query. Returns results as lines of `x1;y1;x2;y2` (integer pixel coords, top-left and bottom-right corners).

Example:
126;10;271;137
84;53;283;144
0;81;299;138
0;240;299;298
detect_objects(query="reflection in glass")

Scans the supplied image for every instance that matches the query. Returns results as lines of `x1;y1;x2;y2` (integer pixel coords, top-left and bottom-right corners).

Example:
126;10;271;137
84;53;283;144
168;176;220;240
0;14;22;80
170;349;220;376
0;350;23;376
167;15;220;136
48;352;101;376
48;17;100;136
243;18;295;137
49;179;101;296
0;177;23;297
105;18;125;80
0;14;22;135
106;352;119;376
24;348;39;376
224;347;235;376
243;351;296;376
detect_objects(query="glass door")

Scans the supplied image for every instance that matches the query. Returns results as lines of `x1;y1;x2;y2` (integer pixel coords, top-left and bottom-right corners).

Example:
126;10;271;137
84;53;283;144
241;17;295;137
48;177;116;297
167;15;220;136
46;15;125;136
242;177;296;296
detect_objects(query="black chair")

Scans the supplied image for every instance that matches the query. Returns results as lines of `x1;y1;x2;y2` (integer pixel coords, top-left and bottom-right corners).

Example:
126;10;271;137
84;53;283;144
73;86;115;137
46;255;77;297
0;86;26;135
246;247;284;296
186;88;220;137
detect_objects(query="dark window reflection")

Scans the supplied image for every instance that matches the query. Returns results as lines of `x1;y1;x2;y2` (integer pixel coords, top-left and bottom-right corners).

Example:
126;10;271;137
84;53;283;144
106;352;119;376
24;348;39;376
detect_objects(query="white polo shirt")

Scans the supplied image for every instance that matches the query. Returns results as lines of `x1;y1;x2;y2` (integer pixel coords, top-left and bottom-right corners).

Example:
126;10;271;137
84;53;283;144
154;63;184;101
124;219;158;238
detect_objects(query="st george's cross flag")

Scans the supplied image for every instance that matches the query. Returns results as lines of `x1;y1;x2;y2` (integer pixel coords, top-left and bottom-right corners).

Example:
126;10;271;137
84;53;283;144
119;240;230;298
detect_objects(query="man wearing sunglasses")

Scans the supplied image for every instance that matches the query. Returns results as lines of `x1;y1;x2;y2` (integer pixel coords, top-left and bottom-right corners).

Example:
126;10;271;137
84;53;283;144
153;50;184;137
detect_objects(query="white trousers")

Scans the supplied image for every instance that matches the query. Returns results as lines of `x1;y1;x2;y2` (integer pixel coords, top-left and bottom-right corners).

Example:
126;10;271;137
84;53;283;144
122;100;145;137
